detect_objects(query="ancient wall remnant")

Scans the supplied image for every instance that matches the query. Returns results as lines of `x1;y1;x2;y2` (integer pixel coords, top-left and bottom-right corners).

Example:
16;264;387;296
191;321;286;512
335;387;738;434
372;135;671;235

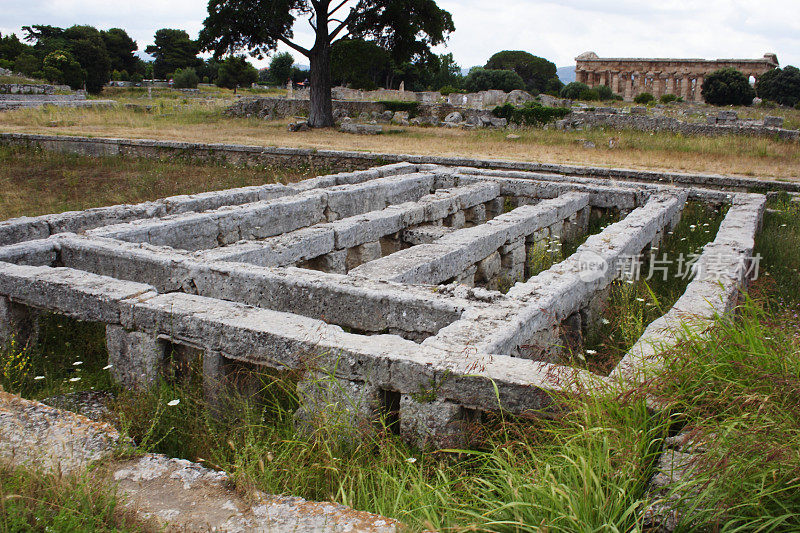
575;51;779;102
0;163;765;448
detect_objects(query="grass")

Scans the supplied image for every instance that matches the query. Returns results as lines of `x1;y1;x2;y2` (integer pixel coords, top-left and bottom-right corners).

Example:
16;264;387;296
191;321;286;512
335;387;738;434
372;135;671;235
0;463;138;533
0;145;321;220
1;97;799;180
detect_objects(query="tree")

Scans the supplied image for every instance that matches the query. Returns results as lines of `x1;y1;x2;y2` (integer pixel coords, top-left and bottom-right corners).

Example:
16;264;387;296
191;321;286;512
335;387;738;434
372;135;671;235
0;33;30;63
485;50;559;95
145;29;200;79
101;28;141;75
199;0;454;127
560;81;590;99
701;67;755;106
22;25;111;93
173;67;200;88
267;51;294;85
464;68;525;92
64;26;111;93
42;50;85;88
756;66;800;108
416;52;462;91
13;53;40;77
331;38;389;89
216;55;258;93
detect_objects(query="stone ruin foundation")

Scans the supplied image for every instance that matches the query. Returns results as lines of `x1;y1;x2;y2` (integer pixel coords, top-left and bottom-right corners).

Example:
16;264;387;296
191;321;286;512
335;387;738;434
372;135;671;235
0;163;765;448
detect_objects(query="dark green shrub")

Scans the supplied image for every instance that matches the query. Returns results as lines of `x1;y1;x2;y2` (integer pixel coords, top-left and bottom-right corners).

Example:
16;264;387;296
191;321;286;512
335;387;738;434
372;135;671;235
756;66;800;108
493;102;571;126
701;67;755;106
634;92;655;104
463;68;526;92
595;85;614;100
660;93;678;103
560;81;590;99
438;85;465;96
578;88;600;101
173;67;199;88
42;50;85;89
378;100;420;117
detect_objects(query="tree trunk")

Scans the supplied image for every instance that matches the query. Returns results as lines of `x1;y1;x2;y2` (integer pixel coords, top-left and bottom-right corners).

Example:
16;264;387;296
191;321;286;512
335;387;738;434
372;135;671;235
309;47;334;128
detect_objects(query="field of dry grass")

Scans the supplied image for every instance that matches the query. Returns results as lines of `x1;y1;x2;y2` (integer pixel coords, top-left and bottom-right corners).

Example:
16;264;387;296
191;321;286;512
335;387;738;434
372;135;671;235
0;95;799;181
0;145;315;220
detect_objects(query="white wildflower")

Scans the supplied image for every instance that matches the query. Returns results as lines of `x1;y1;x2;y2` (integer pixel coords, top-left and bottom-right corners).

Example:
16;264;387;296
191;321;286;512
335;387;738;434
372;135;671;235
167;399;180;407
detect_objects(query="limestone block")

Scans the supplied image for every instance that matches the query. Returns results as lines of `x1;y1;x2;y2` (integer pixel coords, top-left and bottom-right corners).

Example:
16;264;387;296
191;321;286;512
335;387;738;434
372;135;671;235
454;265;477;287
295;373;380;436
106;325;166;389
0;296;39;347
476;251;502;283
446;210;466;229
305;249;347;274
346;241;383;270
399;395;476;450
465;204;487;226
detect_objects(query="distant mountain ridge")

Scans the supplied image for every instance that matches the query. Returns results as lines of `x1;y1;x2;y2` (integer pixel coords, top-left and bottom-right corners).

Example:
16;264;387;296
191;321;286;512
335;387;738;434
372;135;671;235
557;66;576;84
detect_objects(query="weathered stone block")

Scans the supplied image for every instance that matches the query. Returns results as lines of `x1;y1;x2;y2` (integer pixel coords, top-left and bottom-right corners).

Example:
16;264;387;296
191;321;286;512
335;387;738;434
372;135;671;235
106;325;166;389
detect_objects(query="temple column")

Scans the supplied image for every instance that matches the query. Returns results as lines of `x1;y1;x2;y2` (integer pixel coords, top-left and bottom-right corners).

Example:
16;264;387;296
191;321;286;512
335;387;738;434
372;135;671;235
666;75;676;96
624;73;634;101
611;72;620;95
681;75;691;100
575;69;585;84
598;71;606;86
654;75;665;99
694;75;705;102
636;72;645;96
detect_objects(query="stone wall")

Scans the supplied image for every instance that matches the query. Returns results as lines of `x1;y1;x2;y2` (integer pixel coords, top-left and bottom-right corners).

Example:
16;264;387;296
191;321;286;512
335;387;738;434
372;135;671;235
2;133;798;194
225;96;497;123
557;109;800;140
0;83;72;95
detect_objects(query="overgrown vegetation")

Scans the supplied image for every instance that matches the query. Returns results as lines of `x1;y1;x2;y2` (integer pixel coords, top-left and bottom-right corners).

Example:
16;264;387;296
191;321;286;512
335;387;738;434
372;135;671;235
582;201;728;372
492;102;571;125
0;464;136;533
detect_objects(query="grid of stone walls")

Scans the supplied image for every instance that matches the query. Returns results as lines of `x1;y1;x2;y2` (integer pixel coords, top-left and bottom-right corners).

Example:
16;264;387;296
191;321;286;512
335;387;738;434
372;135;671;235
0;163;764;447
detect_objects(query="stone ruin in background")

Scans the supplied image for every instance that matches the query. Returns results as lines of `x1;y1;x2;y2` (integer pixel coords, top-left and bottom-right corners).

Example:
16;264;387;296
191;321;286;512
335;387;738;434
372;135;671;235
575;51;778;103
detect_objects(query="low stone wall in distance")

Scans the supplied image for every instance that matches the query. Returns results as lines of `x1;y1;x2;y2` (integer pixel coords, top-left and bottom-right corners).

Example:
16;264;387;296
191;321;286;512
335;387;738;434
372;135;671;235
226;96;496;124
557;109;799;141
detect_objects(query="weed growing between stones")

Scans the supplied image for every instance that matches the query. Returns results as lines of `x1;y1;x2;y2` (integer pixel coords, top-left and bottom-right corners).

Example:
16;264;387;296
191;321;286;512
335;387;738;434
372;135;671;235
581;201;728;372
108;362;668;532
643;296;800;530
0;314;113;400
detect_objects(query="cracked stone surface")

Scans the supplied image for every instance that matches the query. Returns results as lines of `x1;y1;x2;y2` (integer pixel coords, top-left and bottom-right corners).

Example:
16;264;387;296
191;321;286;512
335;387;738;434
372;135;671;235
0;391;400;532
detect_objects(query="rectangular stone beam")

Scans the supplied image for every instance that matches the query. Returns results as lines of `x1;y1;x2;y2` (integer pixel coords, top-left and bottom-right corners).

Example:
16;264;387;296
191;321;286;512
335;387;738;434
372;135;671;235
125;291;606;414
349;192;590;285
55;235;478;337
454;171;643;210
197;183;500;267
424;191;687;356
452;166;731;204
610;193;765;383
0;262;156;324
0;163;424;248
87;173;436;251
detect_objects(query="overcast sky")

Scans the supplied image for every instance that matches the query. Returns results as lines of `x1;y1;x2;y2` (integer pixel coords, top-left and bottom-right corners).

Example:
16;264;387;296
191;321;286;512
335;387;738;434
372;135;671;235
1;0;798;70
